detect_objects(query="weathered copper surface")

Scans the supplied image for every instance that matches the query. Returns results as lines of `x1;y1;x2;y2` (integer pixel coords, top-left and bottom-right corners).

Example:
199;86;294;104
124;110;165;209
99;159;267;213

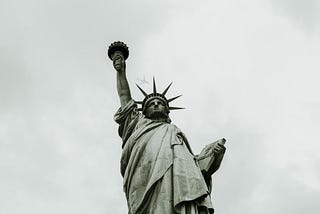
109;42;226;214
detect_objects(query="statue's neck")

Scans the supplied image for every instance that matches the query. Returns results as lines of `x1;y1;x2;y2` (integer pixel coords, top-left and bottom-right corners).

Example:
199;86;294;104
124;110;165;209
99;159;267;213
145;115;169;123
151;117;168;123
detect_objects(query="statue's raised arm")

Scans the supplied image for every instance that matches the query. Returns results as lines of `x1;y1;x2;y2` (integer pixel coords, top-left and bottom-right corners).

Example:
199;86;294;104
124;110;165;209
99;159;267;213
108;41;132;108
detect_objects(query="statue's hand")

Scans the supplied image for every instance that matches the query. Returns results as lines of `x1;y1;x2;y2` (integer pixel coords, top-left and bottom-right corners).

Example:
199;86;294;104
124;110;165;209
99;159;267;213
113;54;126;72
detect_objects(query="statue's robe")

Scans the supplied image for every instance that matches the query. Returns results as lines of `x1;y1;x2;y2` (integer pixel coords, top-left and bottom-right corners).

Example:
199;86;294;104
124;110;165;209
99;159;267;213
115;100;214;214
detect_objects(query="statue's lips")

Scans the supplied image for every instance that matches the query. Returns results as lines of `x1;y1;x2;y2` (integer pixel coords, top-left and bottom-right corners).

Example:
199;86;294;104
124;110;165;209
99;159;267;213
151;108;164;113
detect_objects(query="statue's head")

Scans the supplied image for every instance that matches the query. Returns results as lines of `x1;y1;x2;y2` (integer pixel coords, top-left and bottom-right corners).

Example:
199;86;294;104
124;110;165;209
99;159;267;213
144;97;169;120
136;78;184;122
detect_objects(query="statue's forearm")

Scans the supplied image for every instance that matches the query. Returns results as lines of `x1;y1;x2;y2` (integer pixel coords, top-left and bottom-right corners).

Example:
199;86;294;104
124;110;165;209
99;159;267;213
117;71;132;107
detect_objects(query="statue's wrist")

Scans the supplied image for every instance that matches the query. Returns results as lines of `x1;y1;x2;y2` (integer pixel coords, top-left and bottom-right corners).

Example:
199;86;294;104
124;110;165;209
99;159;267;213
117;69;126;74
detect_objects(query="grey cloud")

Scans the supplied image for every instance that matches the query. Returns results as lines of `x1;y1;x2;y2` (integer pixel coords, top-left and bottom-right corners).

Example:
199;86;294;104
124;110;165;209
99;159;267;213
261;168;320;213
270;0;320;33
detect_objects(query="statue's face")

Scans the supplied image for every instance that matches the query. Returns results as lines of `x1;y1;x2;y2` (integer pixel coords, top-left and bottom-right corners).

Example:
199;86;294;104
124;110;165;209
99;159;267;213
145;98;168;120
112;51;125;70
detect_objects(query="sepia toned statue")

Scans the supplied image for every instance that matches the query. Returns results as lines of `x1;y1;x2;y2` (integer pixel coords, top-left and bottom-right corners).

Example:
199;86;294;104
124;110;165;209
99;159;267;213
108;41;226;214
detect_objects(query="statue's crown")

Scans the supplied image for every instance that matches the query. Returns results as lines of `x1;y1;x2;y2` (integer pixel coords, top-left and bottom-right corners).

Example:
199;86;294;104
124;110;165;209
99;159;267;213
108;41;129;60
136;77;184;114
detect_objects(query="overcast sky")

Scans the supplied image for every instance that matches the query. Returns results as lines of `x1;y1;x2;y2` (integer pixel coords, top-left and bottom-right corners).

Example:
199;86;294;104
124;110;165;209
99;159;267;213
1;0;320;213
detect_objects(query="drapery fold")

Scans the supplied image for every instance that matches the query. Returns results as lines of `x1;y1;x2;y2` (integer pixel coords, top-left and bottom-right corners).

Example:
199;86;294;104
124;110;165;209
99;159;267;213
114;100;214;214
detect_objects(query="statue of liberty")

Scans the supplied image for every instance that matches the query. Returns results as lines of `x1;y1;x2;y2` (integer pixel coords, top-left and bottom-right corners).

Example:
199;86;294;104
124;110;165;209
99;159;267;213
108;41;226;214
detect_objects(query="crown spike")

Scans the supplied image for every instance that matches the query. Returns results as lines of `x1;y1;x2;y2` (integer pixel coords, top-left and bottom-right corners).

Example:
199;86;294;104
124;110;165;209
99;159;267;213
136;84;148;97
162;82;173;96
167;95;182;103
169;107;185;110
153;76;157;94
